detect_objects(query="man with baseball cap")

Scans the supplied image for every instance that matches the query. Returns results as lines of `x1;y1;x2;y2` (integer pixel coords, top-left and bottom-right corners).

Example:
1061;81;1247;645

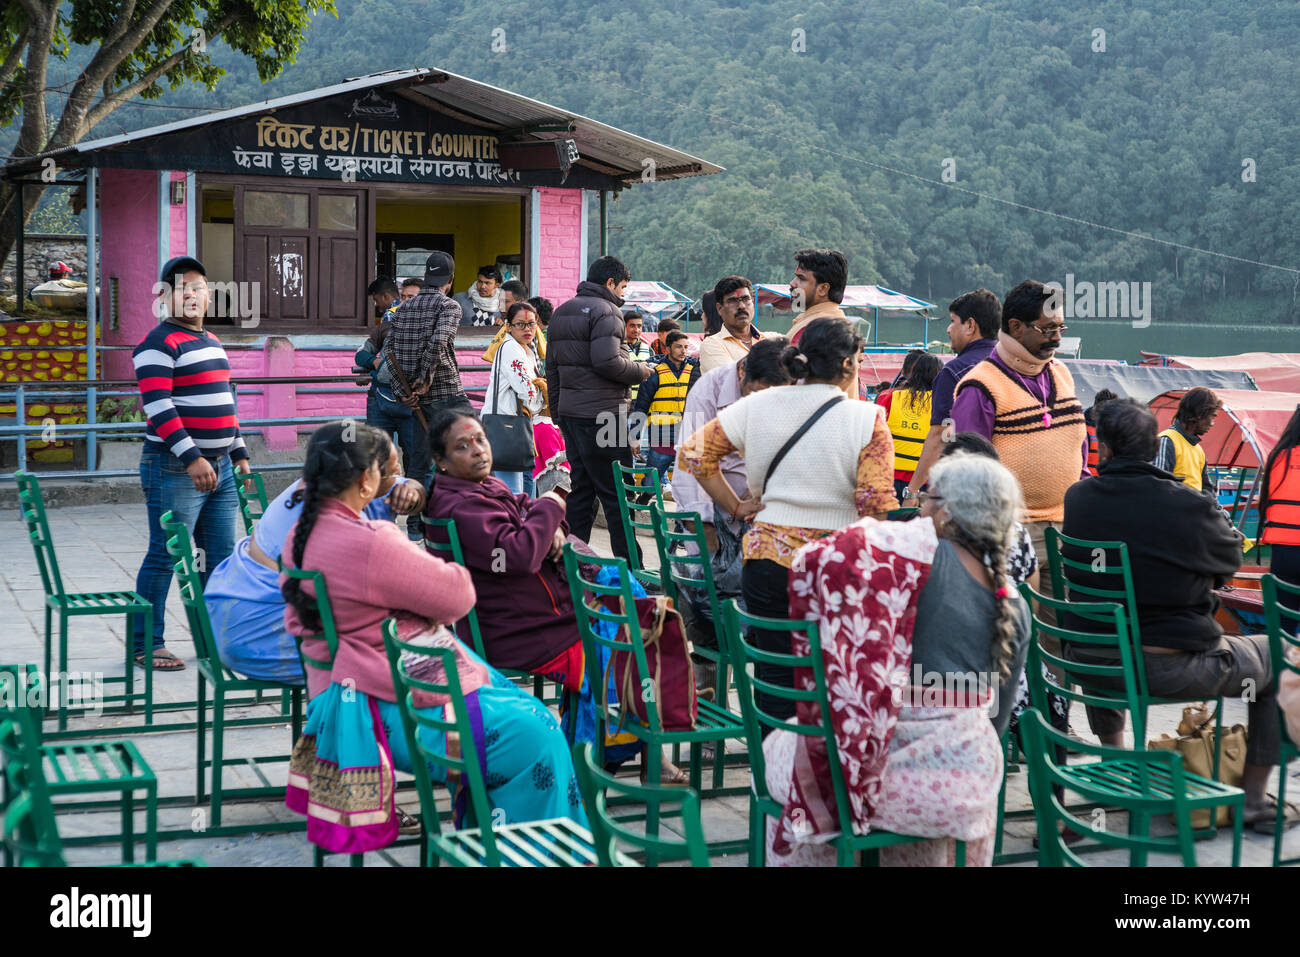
131;255;253;669
380;251;472;518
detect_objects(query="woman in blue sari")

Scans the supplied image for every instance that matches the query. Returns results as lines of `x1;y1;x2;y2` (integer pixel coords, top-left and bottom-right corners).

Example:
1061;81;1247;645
203;433;425;684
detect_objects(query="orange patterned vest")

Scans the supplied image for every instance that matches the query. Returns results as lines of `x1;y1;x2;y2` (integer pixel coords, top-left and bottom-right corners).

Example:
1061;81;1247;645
954;359;1087;522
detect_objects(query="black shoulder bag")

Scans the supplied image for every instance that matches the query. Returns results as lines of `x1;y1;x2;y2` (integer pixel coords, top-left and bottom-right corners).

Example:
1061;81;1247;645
481;341;538;472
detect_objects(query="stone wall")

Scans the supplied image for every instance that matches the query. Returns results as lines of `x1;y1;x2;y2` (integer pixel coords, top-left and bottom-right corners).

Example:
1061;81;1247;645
0;319;89;465
0;235;89;294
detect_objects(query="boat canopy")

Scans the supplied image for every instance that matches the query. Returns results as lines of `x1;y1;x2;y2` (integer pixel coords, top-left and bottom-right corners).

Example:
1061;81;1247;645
1140;352;1300;393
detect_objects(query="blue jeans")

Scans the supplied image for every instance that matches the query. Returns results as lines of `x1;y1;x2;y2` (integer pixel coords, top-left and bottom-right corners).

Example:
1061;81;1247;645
133;447;239;654
645;449;675;486
365;390;419;478
493;470;536;496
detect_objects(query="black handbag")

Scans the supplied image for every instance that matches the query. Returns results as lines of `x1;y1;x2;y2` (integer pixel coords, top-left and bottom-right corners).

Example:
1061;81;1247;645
482;340;537;472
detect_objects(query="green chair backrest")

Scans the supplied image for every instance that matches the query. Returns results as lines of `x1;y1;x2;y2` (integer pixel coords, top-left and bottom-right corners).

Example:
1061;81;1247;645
1019;583;1145;742
381;620;500;864
161;512;223;668
421;517;488;659
886;507;920;521
647;504;722;621
279;565;342;673
571;741;708;867
610;461;664;581
718;598;856;837
0;706;66;866
1262;573;1300;751
1044;528;1148;694
0;665;43;740
14;470;66;600
235;472;269;537
560;544;665;734
1018;707;1197;866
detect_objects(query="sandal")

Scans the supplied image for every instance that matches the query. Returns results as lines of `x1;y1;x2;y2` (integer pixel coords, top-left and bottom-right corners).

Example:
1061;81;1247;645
395;808;422;835
134;648;186;671
1244;795;1300;834
640;755;690;788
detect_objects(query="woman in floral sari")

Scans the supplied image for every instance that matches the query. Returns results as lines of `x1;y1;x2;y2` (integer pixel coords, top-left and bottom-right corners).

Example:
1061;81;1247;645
280;421;585;854
766;453;1030;866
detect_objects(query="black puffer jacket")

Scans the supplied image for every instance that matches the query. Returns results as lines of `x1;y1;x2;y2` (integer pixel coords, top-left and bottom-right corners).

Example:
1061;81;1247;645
545;281;650;419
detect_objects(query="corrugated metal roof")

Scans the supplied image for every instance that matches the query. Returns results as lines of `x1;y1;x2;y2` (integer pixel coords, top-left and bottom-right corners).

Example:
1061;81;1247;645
4;68;722;183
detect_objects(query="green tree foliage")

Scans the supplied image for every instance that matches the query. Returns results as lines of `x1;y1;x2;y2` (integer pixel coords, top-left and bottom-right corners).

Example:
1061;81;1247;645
8;0;1300;322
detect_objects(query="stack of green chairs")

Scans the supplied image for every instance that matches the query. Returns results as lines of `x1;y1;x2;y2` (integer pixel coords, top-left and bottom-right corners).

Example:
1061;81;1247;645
235;471;270;537
382;620;599;866
610;461;666;589
15;470;153;730
0;663;158;864
1261;573;1300;866
1020;583;1244;865
562;545;749;861
1;705;202;867
1044;529;1225;781
161;512;304;830
720;598;966;866
572;742;704;867
1018;707;1203;866
646;503;748;790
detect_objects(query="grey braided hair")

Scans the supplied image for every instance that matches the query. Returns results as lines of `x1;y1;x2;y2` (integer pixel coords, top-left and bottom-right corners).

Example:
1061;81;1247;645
927;452;1025;680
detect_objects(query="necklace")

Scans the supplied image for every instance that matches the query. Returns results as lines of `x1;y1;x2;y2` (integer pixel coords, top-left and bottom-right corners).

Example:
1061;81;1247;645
1010;368;1053;428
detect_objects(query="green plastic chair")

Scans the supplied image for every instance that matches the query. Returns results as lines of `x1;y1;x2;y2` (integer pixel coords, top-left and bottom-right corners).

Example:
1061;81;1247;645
382;620;599;867
611;461;665;589
1261;573;1300;866
235;471;270;537
1045;528;1225;780
646;503;747;789
720;598;966;866
561;545;748;861
886;507;920;521
572;742;703;867
162;512;304;828
0;663;158;864
0;706;202;868
1021;584;1244;865
15;470;153;730
421;515;569;714
1019;708;1203;866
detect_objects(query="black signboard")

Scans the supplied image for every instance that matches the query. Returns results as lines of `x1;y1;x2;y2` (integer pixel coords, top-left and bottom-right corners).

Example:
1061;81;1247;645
88;86;623;190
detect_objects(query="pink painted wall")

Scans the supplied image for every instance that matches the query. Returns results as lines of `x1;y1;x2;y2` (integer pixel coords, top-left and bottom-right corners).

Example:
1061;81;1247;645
536;187;583;305
99;169;159;382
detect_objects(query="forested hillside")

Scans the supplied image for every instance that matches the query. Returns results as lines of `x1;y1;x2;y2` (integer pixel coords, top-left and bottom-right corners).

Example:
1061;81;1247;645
12;0;1300;320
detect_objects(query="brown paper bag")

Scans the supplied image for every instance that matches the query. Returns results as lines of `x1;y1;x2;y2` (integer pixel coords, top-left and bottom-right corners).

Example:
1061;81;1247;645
1148;704;1246;827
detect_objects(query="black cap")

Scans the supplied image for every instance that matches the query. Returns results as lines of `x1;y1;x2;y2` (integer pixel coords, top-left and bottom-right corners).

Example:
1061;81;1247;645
159;256;205;286
423;251;454;287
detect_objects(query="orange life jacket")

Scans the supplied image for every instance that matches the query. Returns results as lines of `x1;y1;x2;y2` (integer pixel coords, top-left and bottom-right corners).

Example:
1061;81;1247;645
1086;422;1099;475
1263;448;1300;547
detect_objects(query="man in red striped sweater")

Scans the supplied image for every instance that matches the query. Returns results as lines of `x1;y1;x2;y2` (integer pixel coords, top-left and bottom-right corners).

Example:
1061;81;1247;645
131;256;252;670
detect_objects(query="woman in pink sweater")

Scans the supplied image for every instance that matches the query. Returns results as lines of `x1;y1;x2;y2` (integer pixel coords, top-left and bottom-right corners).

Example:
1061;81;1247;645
281;421;586;854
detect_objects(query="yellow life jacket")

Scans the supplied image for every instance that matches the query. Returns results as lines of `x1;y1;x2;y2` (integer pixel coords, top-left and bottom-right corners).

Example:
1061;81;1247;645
647;362;692;426
887;391;931;474
1158;427;1206;492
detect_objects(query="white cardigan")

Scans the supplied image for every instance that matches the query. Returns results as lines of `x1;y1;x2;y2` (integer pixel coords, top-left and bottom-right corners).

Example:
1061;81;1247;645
717;383;882;531
486;336;543;418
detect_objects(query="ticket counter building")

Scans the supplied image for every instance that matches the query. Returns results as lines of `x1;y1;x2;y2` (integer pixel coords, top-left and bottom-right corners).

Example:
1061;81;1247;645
4;68;720;452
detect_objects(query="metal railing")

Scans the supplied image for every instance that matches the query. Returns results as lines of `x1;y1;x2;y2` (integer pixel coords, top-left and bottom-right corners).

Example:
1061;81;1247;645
0;367;494;482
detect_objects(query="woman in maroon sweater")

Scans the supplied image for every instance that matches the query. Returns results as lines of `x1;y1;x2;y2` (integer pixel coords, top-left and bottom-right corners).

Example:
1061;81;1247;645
424;408;582;687
281;421;586;853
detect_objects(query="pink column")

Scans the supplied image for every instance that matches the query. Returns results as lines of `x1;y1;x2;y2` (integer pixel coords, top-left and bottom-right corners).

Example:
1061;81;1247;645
536;187;584;304
98;169;160;382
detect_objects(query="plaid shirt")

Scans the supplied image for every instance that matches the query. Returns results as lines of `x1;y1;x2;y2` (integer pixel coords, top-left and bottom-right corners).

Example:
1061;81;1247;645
380;289;463;401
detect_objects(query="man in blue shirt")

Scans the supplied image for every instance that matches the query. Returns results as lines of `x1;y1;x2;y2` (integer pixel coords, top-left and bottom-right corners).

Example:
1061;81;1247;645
900;288;1001;503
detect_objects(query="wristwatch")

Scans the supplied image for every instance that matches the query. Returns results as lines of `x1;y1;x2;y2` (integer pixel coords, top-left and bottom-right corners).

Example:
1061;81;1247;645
901;487;916;501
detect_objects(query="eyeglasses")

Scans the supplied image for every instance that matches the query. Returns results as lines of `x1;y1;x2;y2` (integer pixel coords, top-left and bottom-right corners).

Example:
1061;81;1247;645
723;295;754;307
1029;322;1067;337
510;320;537;330
917;491;943;506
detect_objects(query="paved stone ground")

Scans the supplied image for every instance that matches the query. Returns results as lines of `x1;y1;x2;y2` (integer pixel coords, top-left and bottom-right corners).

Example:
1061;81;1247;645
2;500;1296;867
